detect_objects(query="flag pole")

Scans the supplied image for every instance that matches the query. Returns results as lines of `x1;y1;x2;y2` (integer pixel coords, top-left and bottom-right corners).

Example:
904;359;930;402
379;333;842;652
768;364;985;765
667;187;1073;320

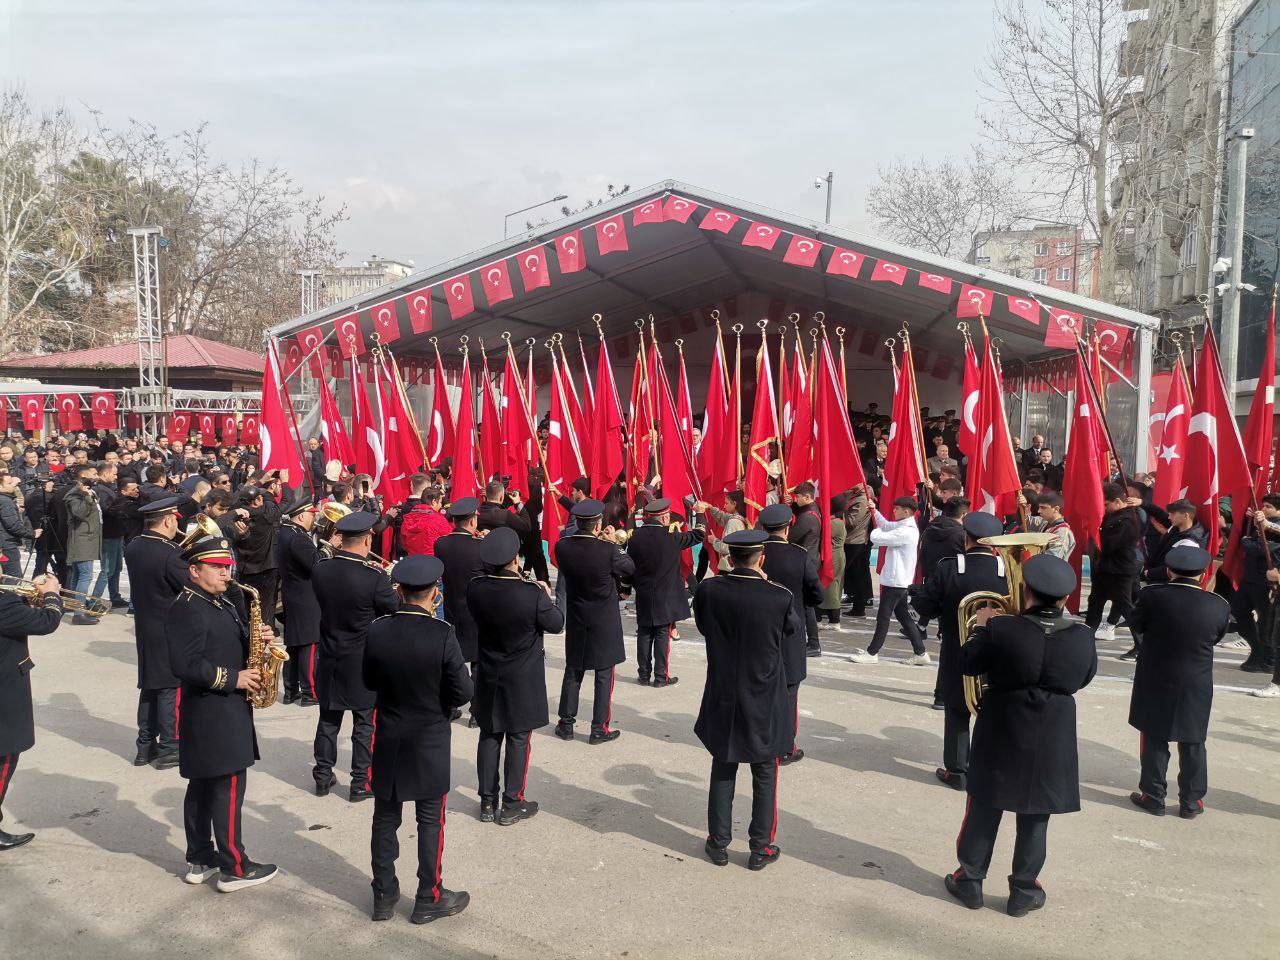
732;322;744;485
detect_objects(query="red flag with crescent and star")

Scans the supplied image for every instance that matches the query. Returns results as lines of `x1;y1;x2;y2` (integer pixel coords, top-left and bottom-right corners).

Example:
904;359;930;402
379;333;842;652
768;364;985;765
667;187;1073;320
1061;348;1106;613
240;414;259;447
1151;362;1191;507
956;284;994;318
370;302;400;345
782;235;822;267
298;325;326;376
741;222;782;250
90;392;117;429
633;199;664;225
662;195;698;223
444;275;475;321
516;247;551;291
555;230;585;274
221;414;238;445
826;248;865;278
595;215;628;255
55;394;82;432
480;261;514;306
405;290;433;333
699;209;739;234
260;341;306;482
869;260;906;285
19;395;43;431
197;412;218;447
334;313;365;358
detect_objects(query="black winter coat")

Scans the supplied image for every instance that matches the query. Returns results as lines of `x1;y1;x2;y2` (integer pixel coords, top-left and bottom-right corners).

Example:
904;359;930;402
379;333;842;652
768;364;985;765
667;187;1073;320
693;568;799;763
1128;580;1228;742
919;516;966;579
0;592;63;756
165;585;259;780
789;505;822;563
1095;507;1144;577
961;609;1097;814
626;523;703;626
236;497;281;574
555;533;634;671
311;552;399;710
477;501;532;535
1144;519;1209;582
467;571;564;732
0;491;32;557
434;530;487;661
124;532;190;689
276;521;321;648
362;605;473;801
761;538;823;686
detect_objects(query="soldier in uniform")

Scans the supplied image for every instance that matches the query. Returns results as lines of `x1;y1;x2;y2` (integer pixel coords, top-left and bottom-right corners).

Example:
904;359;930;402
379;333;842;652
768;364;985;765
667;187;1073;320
276;496;322;706
0;560;62;851
759;502;823;765
945;554;1097;918
554;500;634;744
694;530;800;870
626;497;705;687
433;497;486;678
123;496;190;769
362;555;473;924
310;511;398;800
166;536;278;892
912;512;1008;791
467;527;564;824
1127;546;1228;819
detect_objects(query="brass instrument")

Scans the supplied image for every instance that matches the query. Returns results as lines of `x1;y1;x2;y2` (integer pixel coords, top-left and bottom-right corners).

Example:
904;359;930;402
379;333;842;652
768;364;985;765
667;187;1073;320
609;528;633;546
0;576;110;618
239;582;288;709
313;501;351;543
956;532;1059;717
180;513;223;549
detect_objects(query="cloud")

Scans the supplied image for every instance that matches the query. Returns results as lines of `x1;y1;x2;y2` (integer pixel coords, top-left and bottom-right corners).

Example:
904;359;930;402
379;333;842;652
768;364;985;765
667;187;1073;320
330;176;419;214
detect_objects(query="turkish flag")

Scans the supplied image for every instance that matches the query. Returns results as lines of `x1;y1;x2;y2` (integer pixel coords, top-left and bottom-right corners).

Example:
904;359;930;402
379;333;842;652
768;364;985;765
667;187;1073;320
426;349;456;467
260;341;306;486
595;215;629;255
633;199;665;225
1044;309;1083;349
1151;363;1191;507
480;260;514;306
1062;349;1106;612
827;248;865;278
1095;320;1132;368
282;339;304;379
956;283;994;317
662;195;698;223
370;301;401;345
742;342;779;523
1241;297;1275;494
517;247;551;291
589;336;626;501
857;330;878;356
500;348;535;499
870;260;906;285
405;289;432;333
451;356;481;502
477;354;504;485
240;415;259;447
166;411;191;444
958;341;980;457
334;312;365;358
1007;294;1041;326
318;372;356;468
90;392;117;429
555;230;585;273
699;208;739;234
741;222;782;250
298;325;326;376
54;394;82;432
918;272;953;294
782;235;822;267
348;346;383;488
966;332;1021;514
931;353;955;381
327;346;344;380
541;360;580;564
879;348;927;513
371;355;409;505
197;412;218;447
812;337;865;585
19;395;43;431
221;414;238;445
443;274;474;320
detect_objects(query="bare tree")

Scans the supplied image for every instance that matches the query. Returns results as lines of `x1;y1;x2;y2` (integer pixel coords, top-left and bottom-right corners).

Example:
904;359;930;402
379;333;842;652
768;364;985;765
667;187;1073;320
865;148;1021;259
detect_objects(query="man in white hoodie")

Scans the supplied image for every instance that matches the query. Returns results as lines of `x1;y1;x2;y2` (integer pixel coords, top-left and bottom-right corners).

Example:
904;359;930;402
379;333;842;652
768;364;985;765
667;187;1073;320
849;492;929;665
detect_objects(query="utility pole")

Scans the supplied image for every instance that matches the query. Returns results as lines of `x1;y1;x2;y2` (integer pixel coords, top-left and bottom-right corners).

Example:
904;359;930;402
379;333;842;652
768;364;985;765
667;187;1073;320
1220;127;1254;407
815;172;834;223
129;226;166;437
297;269;323;402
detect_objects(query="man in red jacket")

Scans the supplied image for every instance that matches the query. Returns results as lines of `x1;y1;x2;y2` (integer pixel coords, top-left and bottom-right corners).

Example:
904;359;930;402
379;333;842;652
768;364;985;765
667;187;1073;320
400;487;451;557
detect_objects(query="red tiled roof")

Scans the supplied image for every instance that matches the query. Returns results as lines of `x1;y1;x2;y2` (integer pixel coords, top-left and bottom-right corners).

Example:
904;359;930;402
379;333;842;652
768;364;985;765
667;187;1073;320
0;335;264;373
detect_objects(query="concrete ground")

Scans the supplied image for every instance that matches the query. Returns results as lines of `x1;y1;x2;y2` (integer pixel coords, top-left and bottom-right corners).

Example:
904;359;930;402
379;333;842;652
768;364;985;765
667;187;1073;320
2;590;1277;960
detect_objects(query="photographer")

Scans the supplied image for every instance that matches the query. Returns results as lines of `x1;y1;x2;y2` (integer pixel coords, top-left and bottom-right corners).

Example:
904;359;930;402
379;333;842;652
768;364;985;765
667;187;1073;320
477;480;531;536
64;463;103;624
235;480;282;619
0;469;32;579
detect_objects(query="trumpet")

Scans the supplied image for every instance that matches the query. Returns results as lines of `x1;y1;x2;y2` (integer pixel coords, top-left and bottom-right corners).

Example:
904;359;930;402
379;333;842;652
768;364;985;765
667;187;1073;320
0;575;110;619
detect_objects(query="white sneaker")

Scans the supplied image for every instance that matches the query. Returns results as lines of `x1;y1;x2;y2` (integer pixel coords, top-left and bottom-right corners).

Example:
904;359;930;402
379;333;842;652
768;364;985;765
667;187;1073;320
183;863;219;884
905;652;932;666
848;650;879;664
1252;683;1280;698
829;623;849;634
1094;624;1115;642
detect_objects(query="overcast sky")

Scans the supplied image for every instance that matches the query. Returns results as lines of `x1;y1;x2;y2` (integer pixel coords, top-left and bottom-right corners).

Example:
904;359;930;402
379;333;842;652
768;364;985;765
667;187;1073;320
4;0;997;270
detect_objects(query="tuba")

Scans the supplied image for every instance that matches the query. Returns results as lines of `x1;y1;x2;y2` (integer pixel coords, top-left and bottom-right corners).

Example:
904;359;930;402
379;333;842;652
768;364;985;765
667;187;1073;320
314;501;350;545
181;513;223;549
956;532;1059;717
239;582;288;709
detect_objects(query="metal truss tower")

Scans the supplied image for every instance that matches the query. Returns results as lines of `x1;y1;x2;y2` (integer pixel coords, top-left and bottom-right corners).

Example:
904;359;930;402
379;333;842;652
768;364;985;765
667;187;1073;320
130;226;166;436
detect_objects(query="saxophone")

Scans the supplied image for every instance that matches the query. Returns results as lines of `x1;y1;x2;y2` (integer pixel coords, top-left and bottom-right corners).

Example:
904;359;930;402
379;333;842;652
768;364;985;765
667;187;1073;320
239;582;289;709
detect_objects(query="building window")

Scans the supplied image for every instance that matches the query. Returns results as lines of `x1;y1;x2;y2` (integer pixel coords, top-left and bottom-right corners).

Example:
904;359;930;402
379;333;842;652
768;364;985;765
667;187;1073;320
1031;267;1048;282
1034;241;1049;256
1056;267;1072;282
1057;241;1073;256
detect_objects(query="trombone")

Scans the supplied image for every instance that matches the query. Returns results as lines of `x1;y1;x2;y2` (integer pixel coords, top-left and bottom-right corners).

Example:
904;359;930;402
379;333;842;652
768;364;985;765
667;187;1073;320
0;575;111;619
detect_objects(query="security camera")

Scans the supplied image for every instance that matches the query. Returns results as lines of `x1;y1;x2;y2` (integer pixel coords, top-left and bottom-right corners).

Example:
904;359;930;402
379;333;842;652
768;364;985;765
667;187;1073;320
1216;282;1231;296
1211;257;1231;274
814;178;824;189
1242;283;1258;293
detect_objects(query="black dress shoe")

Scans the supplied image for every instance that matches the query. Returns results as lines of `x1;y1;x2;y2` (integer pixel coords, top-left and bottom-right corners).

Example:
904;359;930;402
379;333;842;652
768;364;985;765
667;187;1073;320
554;722;574;741
935;768;965;791
931;701;946;711
298;697;318;707
466;716;478;728
315;775;338;797
450;707;463;721
0;828;35;851
652;676;679;688
704;840;728;866
282;690;297;705
588;729;621;745
479;798;497;823
1129;791;1165;815
1180;801;1205;820
371;888;400;921
1241;660;1269;673
1118;647;1139;661
151;749;180;770
410;888;470;924
1006;888;1047;918
637;675;651;686
944;872;983;909
778;749;804;765
498;800;539;826
349;784;373;803
806;645;822;658
133;745;157;766
747;845;780;871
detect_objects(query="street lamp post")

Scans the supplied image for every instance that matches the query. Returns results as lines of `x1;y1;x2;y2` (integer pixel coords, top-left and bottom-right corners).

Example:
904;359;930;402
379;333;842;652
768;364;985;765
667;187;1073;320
814;172;833;223
504;194;569;238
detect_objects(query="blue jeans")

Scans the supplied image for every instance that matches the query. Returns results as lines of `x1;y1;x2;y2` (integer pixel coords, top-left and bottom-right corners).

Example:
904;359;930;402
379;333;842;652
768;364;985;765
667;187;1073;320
92;538;124;602
68;560;96;599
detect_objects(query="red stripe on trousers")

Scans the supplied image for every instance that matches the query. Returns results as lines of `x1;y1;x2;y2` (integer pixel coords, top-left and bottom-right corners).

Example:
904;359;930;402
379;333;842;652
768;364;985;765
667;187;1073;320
793;693;799;752
769;757;779;844
518;738;532;801
664;625;672;680
227;773;243;876
174;688;181;739
603;667;615;734
955;795;972;857
432;794;446;901
367;709;377;786
308;646;316;697
0;754;12;799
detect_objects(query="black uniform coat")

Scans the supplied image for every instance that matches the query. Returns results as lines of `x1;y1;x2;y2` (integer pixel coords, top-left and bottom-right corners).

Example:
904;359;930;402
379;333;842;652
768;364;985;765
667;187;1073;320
311;552;399;710
434;530;487;662
913;549;1008;709
362;605;474;801
626;523;704;626
693;568;800;763
124;531;191;690
761;537;823;686
467;571;565;732
961;608;1097;814
555;533;634;671
0;592;63;756
165;585;259;780
275;521;321;648
1127;580;1229;743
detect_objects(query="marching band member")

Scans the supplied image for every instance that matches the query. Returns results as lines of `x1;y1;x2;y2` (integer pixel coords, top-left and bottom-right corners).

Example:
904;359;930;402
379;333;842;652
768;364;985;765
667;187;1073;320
276;495;322;706
626;497;705;688
434;497;487;680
